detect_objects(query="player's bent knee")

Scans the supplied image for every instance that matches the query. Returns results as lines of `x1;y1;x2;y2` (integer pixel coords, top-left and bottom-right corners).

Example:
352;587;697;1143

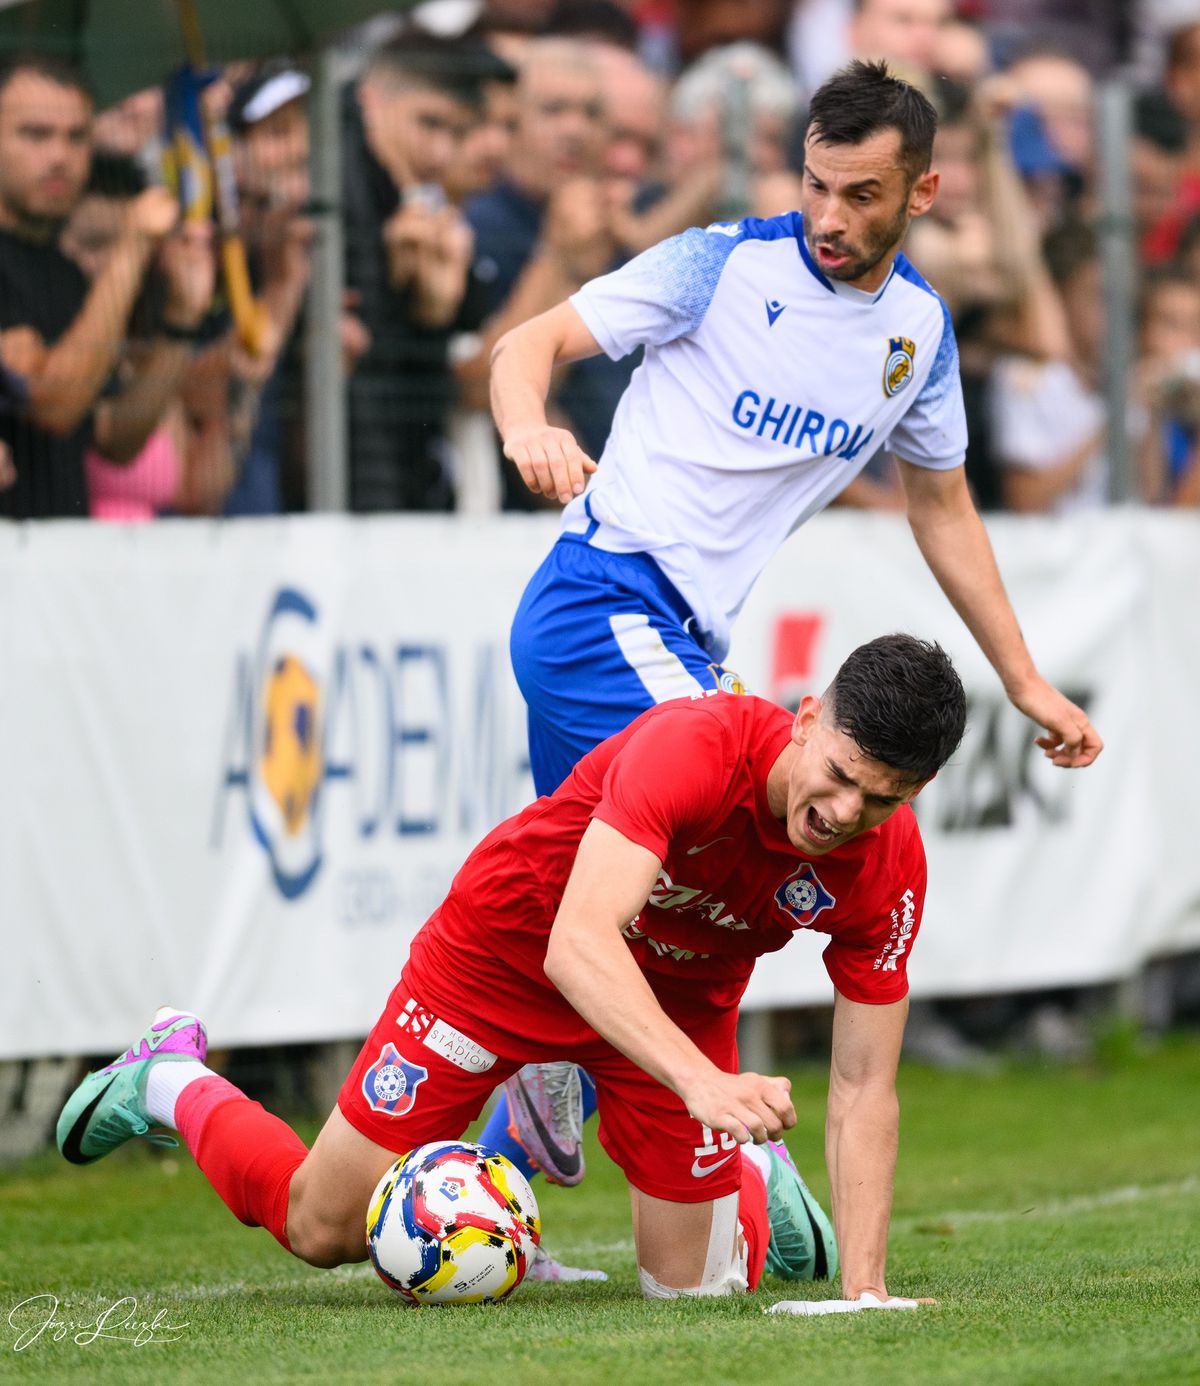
286;1213;365;1269
635;1191;748;1300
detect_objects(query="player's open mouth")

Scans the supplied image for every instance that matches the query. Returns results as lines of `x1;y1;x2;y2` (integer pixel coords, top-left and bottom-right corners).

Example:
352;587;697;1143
806;807;841;845
815;244;851;271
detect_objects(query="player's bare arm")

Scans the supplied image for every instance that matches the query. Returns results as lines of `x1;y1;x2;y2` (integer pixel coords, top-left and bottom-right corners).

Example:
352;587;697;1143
898;458;1103;768
490;300;604;505
544;818;796;1143
825;991;930;1304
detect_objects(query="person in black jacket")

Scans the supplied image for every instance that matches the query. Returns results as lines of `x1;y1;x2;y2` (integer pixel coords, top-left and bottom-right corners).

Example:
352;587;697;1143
343;33;511;512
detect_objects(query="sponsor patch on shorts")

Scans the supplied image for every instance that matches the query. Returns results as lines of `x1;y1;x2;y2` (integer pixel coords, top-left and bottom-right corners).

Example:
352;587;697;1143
395;995;498;1073
421;1018;497;1073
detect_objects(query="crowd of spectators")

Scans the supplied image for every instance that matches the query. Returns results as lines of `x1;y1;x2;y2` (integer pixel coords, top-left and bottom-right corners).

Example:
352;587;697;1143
2;0;1200;521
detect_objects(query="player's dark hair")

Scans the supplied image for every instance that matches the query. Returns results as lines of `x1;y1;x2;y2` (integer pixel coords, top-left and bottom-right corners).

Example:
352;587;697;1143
0;52;92;104
826;634;966;782
807;59;936;181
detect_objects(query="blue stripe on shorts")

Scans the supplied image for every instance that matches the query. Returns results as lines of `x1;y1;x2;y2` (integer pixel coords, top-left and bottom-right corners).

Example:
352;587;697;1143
510;535;745;796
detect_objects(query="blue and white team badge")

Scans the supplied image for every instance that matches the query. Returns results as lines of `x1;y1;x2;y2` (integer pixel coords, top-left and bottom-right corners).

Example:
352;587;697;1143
774;863;836;927
883;335;916;397
706;662;746;695
363;1045;428;1115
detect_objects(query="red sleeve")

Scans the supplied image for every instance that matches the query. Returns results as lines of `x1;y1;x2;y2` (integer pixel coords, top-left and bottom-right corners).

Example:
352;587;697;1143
822;819;927;1005
590;701;735;861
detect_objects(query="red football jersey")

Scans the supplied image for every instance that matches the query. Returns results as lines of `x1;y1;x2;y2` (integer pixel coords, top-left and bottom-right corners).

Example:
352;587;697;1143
406;693;926;1049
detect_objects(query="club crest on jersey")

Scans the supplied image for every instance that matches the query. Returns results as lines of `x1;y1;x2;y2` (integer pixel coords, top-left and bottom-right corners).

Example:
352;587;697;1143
706;662;746;695
363;1045;427;1115
774;863;836;926
883;335;916;397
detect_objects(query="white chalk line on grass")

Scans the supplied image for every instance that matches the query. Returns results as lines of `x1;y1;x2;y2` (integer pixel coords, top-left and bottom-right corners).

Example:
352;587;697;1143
892;1176;1199;1232
86;1178;1199;1306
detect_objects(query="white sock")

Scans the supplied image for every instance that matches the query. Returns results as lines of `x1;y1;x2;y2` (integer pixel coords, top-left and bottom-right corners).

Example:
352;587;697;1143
741;1142;771;1181
145;1060;216;1129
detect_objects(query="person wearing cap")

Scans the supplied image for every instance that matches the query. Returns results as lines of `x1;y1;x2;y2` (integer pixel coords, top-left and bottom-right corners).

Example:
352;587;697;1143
219;62;322;515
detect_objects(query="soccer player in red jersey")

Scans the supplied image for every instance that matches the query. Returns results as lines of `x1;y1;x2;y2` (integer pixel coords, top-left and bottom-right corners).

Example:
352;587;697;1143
58;634;966;1311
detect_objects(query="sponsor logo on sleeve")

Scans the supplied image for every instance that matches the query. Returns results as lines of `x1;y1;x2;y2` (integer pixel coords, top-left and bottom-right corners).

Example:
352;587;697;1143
873;888;917;972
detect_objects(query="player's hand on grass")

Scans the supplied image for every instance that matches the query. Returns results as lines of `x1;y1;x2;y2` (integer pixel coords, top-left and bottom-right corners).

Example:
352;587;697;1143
503;423;598;505
1007;676;1103;768
682;1070;795;1144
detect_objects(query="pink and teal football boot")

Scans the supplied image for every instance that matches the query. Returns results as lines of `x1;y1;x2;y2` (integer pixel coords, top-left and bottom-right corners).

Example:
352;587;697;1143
763;1139;839;1281
56;1007;207;1165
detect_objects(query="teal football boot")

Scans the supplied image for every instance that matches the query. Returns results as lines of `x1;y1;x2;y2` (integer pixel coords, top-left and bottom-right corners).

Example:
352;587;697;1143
57;1007;207;1165
762;1139;839;1281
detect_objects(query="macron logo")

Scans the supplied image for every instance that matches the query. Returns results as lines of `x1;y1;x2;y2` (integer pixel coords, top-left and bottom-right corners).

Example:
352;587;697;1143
765;298;787;327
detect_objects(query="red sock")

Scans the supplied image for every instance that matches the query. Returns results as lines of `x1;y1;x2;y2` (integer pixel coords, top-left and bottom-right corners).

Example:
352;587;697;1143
175;1075;308;1254
739;1158;771;1290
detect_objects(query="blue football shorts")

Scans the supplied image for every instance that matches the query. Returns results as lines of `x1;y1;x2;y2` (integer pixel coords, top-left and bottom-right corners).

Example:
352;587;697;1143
510;534;746;796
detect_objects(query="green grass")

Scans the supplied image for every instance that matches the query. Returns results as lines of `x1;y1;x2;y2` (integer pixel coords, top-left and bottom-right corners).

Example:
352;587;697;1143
3;1037;1199;1386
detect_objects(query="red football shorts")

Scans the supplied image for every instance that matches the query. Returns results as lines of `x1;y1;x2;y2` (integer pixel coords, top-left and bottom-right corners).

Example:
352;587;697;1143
337;968;744;1202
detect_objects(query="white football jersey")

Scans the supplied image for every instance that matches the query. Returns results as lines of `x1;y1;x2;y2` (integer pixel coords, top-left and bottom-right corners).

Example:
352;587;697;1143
564;212;968;660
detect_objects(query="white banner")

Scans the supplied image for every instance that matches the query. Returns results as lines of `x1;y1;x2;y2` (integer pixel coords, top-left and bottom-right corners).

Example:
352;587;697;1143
0;510;1196;1059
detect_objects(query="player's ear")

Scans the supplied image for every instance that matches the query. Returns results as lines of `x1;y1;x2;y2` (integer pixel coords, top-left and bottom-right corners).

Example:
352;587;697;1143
903;772;934;802
908;167;938;218
792;695;822;745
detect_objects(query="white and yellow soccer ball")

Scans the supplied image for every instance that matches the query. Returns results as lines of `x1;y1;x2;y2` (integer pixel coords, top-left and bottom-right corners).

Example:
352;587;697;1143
366;1141;541;1305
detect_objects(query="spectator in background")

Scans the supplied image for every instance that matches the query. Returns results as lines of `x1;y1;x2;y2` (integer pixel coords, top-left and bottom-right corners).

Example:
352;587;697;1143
1133;90;1188;258
848;0;951;82
460;39;631;473
594;42;666;188
60;153;226;519
1134;270;1200;506
622;41;803;255
671;0;790;67
0;55;208;520
1004;46;1095;212
344;32;495;512
91;86;165;183
1144;21;1200;264
224;64;319;514
442;49;519;205
904;77;1071;509
931;15;991;84
668;41;801;188
787;0;854;95
543;0;640;51
990;224;1108;515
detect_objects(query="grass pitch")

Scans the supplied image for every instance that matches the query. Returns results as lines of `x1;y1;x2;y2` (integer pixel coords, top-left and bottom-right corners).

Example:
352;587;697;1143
2;1034;1198;1386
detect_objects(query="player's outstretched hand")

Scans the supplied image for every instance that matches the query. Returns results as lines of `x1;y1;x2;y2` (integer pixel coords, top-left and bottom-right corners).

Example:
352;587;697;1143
1008;676;1103;768
682;1070;796;1145
503;424;598;506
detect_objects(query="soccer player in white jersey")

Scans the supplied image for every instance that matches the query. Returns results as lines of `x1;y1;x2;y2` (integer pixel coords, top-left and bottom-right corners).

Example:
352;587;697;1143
477;61;1101;1197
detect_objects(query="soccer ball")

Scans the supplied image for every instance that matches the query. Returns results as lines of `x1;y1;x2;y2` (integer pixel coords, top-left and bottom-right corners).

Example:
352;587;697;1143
366;1141;541;1305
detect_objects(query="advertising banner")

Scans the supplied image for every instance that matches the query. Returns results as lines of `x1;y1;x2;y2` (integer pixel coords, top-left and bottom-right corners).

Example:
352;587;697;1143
0;511;1195;1058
